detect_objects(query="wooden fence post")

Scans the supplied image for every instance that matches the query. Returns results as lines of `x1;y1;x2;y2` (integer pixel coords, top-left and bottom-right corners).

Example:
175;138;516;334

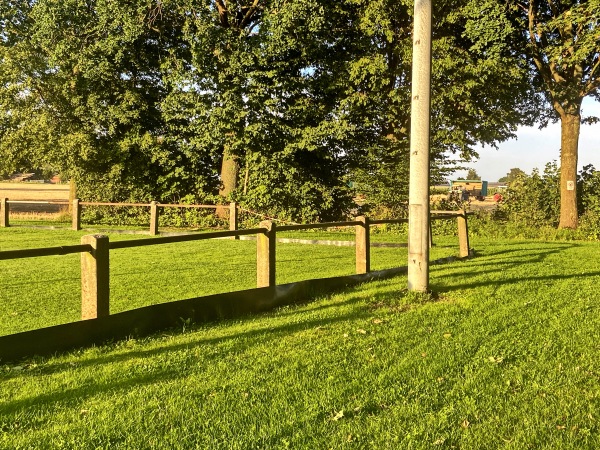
355;216;370;274
72;199;81;231
81;234;110;320
257;220;276;288
1;198;8;228
150;201;159;236
457;209;470;258
229;202;238;240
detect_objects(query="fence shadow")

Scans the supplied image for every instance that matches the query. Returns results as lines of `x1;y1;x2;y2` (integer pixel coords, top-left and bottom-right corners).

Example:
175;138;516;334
0;268;408;363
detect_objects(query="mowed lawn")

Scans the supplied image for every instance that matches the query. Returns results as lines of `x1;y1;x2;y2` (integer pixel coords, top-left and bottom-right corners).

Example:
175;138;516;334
0;227;454;335
1;228;600;448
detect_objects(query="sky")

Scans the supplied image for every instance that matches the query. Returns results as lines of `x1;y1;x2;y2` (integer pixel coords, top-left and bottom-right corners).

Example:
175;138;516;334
453;97;600;182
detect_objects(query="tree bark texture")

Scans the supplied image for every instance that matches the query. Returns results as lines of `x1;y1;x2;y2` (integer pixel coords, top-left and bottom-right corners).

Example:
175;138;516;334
558;112;580;229
218;146;239;218
219;146;239;199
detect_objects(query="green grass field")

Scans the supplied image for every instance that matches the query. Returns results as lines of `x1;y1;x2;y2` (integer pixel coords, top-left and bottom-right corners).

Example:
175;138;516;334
2;228;600;448
0;227;454;336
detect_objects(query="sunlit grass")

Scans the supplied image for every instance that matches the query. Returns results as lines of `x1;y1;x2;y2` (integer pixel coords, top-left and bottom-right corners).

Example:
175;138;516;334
0;228;458;335
1;236;600;448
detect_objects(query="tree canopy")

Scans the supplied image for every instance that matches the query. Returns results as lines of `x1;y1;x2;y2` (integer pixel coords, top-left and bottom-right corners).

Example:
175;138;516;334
462;168;482;180
461;0;600;228
1;0;540;221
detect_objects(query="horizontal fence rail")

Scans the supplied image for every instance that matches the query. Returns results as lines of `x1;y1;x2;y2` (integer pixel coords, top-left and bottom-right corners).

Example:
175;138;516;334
0;197;472;235
6;200;70;205
156;204;219;209
276;221;361;232
0;198;238;234
0;244;93;261
109;228;265;250
80;201;150;207
369;218;409;225
0;210;471;360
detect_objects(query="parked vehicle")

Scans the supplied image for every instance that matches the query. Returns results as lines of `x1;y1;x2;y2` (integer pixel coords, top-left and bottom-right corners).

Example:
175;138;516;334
448;180;488;201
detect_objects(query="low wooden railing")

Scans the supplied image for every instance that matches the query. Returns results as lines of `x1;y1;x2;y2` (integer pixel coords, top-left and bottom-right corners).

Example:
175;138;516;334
0;211;470;324
0;198;237;233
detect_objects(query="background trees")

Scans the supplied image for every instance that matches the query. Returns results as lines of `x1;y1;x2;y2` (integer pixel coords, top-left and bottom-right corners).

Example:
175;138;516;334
1;0;217;203
1;0;542;222
498;168;527;184
458;168;482;180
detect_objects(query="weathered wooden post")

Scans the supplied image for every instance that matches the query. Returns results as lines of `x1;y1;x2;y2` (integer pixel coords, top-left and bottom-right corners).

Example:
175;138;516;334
1;198;8;228
150;201;159;236
229;202;238;240
407;0;432;292
81;234;110;320
355;216;370;274
457;209;470;258
257;220;276;288
72;199;81;231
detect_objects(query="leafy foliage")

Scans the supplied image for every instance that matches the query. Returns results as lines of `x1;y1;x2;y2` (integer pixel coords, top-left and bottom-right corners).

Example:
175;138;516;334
461;0;600;228
1;0;540;222
498;161;561;227
458;168;481;180
475;162;600;240
498;168;527;184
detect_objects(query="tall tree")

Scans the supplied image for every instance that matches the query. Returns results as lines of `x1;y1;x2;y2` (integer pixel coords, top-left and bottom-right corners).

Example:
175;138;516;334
163;0;359;221
0;0;220;202
529;0;599;228
211;0;265;200
463;0;600;228
335;0;536;214
465;168;482;180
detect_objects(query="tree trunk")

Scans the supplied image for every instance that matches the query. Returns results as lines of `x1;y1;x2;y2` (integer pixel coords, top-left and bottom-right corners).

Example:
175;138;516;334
218;146;239;218
558;112;581;229
219;146;239;199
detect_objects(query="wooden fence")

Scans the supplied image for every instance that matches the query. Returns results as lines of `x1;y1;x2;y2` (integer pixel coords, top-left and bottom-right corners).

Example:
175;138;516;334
0;198;237;234
0;211;470;361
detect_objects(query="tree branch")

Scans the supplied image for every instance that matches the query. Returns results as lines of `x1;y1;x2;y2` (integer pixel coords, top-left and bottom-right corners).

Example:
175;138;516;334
215;0;229;27
546;0;560;21
585;56;600;89
583;77;600;97
528;2;552;84
548;61;566;83
239;0;261;29
528;1;566;116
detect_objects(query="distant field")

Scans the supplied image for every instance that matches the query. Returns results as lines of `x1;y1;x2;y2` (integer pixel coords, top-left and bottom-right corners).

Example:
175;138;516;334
0;182;69;200
0;182;69;214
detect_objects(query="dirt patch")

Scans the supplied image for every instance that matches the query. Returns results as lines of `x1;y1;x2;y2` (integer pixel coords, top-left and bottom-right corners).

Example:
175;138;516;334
431;192;499;212
469;196;500;211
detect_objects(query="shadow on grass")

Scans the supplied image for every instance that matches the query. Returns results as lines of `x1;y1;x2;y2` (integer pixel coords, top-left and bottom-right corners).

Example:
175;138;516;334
434;270;600;293
2;294;370;377
432;241;592;292
0;301;375;414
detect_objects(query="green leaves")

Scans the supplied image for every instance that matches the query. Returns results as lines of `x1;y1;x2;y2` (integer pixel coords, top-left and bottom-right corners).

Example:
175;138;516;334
0;0;561;222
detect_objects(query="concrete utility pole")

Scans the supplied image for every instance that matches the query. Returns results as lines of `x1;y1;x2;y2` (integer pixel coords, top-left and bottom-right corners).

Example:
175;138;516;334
407;0;432;291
